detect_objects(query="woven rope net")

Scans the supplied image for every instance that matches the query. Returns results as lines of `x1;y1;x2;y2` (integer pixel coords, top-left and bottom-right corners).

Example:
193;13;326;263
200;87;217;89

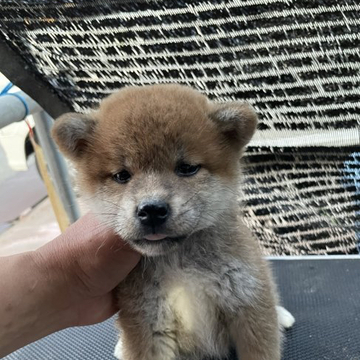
0;0;359;255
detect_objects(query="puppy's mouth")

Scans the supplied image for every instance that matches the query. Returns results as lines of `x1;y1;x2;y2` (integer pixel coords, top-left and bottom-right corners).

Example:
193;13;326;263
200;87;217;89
144;234;168;241
134;234;187;245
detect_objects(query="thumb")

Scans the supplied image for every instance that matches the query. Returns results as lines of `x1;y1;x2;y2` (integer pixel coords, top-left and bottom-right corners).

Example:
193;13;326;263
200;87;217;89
39;213;141;295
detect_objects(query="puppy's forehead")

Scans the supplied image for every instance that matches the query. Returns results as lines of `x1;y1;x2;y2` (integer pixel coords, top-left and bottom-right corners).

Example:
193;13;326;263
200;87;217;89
98;85;209;124
93;86;217;169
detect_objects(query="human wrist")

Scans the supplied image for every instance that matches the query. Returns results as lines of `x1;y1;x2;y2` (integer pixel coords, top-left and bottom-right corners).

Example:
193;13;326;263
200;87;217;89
31;247;77;328
0;251;71;357
16;250;74;330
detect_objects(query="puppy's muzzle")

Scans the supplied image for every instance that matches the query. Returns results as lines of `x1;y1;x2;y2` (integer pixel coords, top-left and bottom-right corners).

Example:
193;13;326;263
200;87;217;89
137;200;170;229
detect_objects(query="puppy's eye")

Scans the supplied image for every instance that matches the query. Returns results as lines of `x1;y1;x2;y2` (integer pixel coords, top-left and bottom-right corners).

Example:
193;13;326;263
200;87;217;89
175;163;201;177
113;170;131;184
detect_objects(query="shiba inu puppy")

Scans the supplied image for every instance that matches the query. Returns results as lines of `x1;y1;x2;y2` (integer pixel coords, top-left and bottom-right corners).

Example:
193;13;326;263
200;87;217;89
52;84;294;360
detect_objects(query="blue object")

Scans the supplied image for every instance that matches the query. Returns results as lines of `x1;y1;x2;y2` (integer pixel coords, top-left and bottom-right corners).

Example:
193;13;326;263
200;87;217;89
0;82;29;119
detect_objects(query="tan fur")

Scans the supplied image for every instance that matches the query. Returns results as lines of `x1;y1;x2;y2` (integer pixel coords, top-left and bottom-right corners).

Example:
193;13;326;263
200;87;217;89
52;84;293;360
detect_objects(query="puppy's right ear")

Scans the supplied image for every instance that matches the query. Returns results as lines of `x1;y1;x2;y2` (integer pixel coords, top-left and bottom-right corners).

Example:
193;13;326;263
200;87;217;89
209;102;258;150
52;112;96;160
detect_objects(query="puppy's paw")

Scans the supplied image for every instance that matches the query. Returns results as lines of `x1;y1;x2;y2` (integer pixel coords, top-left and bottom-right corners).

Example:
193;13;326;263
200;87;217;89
113;338;123;359
276;305;295;329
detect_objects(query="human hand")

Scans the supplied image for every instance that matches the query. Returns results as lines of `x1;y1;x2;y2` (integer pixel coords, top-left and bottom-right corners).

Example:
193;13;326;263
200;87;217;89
0;213;141;357
34;212;141;327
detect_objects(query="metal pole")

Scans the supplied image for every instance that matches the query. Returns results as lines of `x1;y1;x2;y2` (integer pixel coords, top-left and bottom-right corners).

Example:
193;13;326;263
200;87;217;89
32;111;80;224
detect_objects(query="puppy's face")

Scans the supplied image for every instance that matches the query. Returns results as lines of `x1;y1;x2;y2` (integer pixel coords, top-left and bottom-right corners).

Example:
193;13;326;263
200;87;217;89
52;85;257;256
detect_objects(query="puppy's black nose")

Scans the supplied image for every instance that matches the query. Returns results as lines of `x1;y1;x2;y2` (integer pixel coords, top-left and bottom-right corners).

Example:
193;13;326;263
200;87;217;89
137;201;169;227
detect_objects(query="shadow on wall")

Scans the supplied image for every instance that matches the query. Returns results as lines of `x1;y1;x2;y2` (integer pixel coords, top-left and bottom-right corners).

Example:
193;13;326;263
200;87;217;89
0;142;15;184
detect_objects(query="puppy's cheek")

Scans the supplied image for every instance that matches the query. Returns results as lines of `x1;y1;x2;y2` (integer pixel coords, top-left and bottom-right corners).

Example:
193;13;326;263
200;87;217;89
170;207;201;234
91;192;138;241
195;183;235;228
114;213;139;240
85;192;117;225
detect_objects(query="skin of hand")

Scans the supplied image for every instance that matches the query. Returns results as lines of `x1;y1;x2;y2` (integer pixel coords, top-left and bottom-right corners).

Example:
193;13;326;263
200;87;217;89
0;213;141;358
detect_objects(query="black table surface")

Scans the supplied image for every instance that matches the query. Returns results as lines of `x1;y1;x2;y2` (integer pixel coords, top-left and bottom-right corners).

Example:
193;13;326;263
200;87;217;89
4;258;360;360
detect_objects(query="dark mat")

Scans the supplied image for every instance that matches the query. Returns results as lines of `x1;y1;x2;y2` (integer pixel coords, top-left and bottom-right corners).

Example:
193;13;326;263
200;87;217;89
273;259;360;360
4;259;360;360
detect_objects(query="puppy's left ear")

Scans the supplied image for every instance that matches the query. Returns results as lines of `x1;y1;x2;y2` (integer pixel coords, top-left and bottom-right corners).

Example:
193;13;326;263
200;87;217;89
209;102;258;150
51;112;97;161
